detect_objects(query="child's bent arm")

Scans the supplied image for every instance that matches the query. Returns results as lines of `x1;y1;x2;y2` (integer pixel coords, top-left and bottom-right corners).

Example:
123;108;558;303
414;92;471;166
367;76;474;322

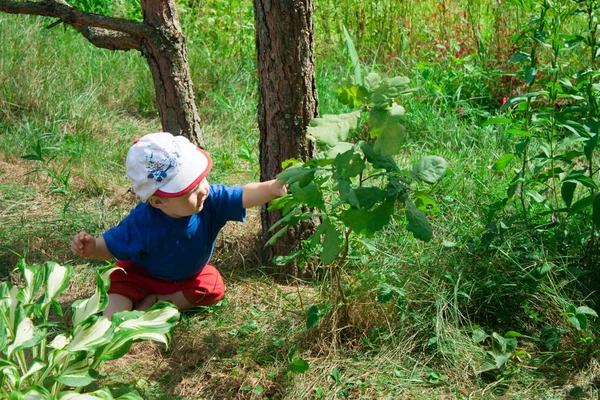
242;179;287;208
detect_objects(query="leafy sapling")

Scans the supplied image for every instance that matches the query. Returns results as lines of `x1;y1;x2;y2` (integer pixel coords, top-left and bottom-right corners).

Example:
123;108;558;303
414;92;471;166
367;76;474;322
268;33;448;334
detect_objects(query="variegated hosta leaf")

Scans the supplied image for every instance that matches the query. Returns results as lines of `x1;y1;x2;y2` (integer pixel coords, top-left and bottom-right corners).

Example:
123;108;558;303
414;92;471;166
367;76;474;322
0;359;19;389
17;359;46;388
117;302;179;331
46;348;70;375
49;334;70;350
1;285;21;336
59;387;117;399
16;259;43;305
6;317;43;358
97;331;169;361
55;358;95;387
96;303;179;361
72;266;120;326
43;262;73;305
22;385;53;400
66;316;113;353
0;309;7;353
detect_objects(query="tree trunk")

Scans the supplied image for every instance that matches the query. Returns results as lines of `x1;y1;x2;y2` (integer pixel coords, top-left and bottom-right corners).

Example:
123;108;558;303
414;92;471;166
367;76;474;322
141;0;204;147
253;0;319;273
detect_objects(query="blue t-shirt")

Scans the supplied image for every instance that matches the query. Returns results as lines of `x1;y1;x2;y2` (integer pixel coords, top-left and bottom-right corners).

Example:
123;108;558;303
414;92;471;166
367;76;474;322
103;184;246;281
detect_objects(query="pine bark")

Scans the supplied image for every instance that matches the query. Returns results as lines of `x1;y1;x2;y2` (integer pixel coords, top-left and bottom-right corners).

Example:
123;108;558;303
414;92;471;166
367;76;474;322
254;0;319;273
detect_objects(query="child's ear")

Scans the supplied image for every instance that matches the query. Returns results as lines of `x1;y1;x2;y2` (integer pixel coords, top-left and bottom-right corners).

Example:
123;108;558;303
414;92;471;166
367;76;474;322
148;195;164;209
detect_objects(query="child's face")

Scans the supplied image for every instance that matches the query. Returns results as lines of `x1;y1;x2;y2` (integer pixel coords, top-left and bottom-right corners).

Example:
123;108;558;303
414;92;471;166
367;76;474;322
150;178;210;218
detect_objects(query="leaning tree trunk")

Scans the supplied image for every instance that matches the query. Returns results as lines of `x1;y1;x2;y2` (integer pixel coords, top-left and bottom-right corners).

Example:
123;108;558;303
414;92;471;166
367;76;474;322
253;0;318;273
0;0;204;147
140;0;203;146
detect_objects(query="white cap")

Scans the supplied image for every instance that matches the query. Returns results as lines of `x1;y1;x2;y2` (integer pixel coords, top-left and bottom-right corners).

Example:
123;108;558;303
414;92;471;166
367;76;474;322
125;132;212;200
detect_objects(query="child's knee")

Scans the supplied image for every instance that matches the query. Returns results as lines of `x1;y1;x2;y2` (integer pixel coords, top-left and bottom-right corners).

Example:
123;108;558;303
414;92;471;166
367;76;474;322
182;286;224;306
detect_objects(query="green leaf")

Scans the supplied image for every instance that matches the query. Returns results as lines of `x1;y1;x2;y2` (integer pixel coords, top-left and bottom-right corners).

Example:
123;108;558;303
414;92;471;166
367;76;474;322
369;102;405;129
43;262;73;305
336;79;362;108
306;305;324;329
72;266;120;326
414;193;440;213
55;359;96;387
289;358;310;373
277;165;316;186
576;306;598;317
16;260;42;305
67;316;114;352
22;386;53;400
492;154;515;171
472;328;489;343
562;173;598;190
361;142;400;173
405;201;433;241
340;199;395;237
569;195;594;215
6;317;43;358
307;111;361;148
320;220;342;264
290;181;325;210
96;303;179;360
570;314;588;330
524;66;537;85
561;182;577;208
333;149;366;179
371;76;411;106
363;72;382;93
335;178;360;208
411;156;447;184
326;141;355;159
18;359;46;387
354;187;386;209
373;120;406;157
508;51;531;63
343;26;362;85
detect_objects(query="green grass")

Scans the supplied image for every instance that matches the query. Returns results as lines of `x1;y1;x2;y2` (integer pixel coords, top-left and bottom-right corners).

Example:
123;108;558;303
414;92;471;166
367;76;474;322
1;1;600;398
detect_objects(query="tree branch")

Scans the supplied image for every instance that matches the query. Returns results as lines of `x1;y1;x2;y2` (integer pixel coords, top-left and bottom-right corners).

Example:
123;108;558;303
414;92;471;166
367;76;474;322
0;0;153;38
71;25;143;51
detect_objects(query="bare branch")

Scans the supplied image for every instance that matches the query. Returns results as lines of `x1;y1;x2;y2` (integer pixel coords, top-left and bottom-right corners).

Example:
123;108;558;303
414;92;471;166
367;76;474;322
72;25;143;51
0;0;153;38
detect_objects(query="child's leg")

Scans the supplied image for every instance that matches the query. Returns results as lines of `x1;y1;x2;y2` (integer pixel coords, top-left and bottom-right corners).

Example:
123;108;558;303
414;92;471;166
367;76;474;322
134;291;191;311
104;293;133;319
135;264;225;311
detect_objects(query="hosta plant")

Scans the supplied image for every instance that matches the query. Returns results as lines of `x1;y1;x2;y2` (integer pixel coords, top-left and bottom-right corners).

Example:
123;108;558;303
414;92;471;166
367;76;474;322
0;258;180;399
268;30;447;336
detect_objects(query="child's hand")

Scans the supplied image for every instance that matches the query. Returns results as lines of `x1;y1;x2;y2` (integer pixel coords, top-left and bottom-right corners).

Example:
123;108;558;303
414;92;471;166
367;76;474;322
71;231;97;258
271;179;288;197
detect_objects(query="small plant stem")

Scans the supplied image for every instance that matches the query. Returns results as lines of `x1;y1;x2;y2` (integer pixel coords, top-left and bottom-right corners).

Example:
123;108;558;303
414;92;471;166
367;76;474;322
518;2;548;223
15;351;28;378
585;1;599;252
548;15;562;230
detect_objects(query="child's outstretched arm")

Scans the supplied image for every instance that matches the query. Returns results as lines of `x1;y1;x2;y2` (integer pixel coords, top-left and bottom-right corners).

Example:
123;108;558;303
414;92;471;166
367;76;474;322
242;179;287;208
71;231;114;260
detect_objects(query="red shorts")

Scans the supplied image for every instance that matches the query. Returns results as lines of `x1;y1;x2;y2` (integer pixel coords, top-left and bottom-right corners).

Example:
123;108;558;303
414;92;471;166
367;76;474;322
108;261;225;306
